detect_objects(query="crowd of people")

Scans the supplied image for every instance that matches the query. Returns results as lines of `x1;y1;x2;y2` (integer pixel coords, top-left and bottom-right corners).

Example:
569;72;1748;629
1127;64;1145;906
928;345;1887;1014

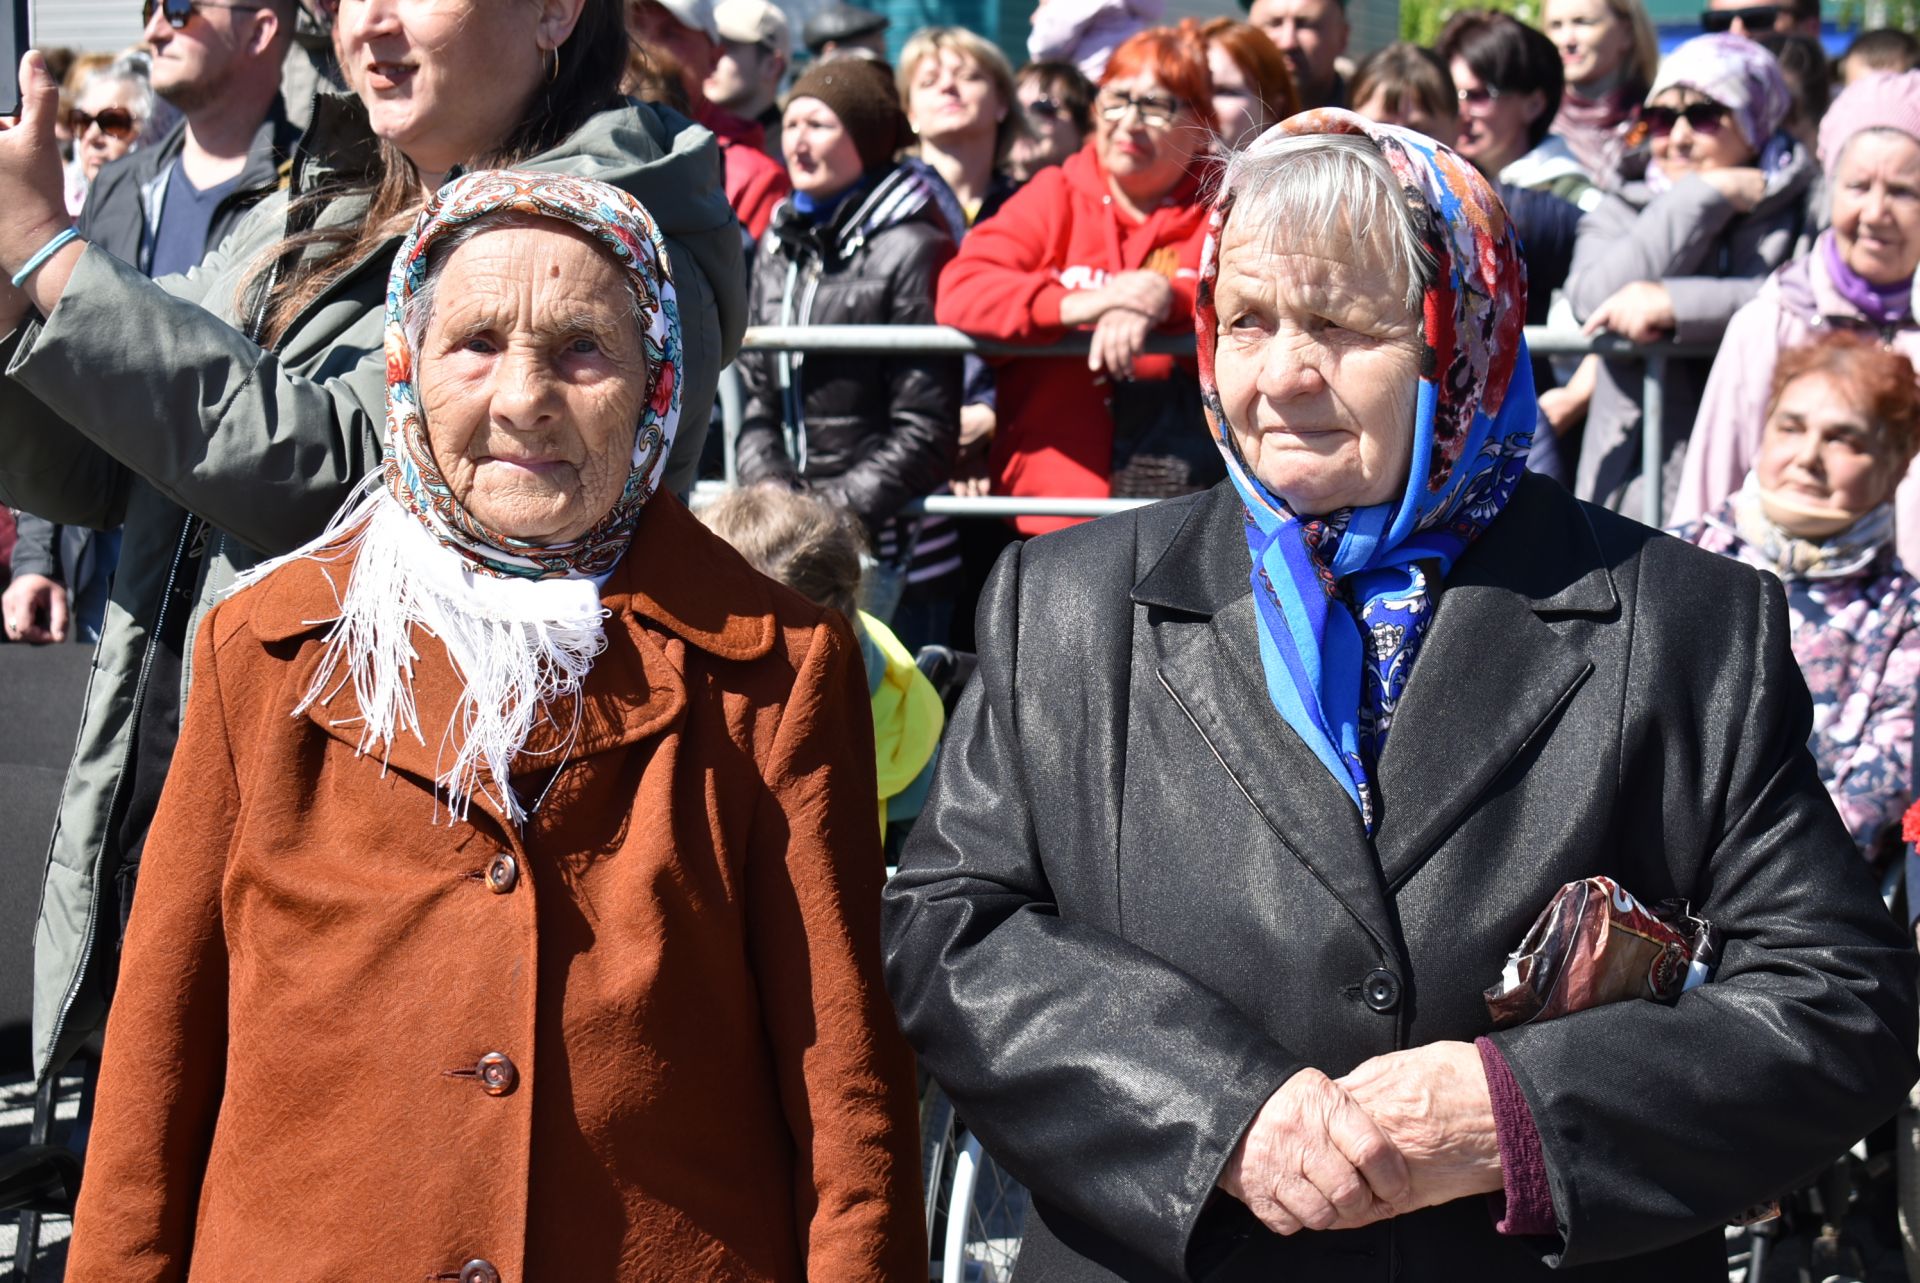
2;0;1920;1278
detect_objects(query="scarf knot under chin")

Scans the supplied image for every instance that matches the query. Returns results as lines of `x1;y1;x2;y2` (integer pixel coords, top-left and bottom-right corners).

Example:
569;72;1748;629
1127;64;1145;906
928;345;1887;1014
1733;480;1895;582
232;170;683;826
1197;111;1535;834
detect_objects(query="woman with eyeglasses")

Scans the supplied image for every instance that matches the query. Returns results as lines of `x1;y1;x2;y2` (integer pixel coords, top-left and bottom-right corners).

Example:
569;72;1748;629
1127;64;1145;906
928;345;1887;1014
1436;10;1595;210
1006;58;1095;183
0;0;744;1102
1567;32;1816;521
1677;71;1920;569
936;25;1222;538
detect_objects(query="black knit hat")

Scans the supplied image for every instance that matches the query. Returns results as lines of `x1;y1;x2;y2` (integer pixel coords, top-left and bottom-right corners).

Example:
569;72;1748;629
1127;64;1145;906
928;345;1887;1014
785;56;908;173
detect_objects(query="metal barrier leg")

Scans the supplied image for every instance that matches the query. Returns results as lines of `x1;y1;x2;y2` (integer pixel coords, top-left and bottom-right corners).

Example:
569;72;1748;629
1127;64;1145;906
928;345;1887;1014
716;363;744;487
1641;353;1665;529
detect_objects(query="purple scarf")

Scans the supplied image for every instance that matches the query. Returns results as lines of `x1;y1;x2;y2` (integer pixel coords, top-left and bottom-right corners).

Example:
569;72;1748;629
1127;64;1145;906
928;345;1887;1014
1821;229;1913;327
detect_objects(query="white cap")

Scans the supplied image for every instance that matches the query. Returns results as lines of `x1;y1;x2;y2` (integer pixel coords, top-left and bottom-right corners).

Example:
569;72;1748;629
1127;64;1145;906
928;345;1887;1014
653;0;720;42
714;0;790;52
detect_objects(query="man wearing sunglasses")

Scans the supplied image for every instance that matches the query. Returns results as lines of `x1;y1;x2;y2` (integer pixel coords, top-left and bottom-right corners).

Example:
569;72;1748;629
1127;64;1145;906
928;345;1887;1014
5;0;300;649
1700;0;1820;39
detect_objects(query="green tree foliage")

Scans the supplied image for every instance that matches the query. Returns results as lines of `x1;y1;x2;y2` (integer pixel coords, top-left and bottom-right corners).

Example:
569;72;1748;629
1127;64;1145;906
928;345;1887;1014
1401;0;1540;47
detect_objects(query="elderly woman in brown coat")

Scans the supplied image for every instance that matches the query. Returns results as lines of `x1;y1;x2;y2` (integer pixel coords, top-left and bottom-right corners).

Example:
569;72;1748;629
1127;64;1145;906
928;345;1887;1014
63;171;923;1283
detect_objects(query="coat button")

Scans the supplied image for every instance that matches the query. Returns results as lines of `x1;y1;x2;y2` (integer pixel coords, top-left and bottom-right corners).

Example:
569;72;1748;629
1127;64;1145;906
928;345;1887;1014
477;1052;517;1096
1362;968;1401;1013
484;853;518;894
459;1261;500;1283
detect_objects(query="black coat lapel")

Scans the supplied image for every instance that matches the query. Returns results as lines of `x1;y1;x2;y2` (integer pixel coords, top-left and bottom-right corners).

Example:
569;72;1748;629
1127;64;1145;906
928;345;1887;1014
1136;486;1399;955
1371;476;1617;888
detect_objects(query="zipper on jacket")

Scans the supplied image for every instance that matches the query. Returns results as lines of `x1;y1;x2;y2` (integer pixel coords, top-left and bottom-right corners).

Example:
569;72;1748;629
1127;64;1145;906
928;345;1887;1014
40;516;197;1088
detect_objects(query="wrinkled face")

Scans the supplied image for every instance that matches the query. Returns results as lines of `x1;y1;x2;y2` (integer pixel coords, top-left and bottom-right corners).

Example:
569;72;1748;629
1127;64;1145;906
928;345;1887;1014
1095;73;1208;206
1246;0;1348;106
907;47;1003;144
74;80;139;182
418;223;649;544
1647;85;1755;175
1208;42;1272;149
143;0;265;111
1352;85;1458;146
1006;77;1083;181
1756;370;1897;530
1449;57;1547;176
1210;208;1424;515
1543;0;1634;89
334;0;579;182
1830;130;1920;287
782;95;866;198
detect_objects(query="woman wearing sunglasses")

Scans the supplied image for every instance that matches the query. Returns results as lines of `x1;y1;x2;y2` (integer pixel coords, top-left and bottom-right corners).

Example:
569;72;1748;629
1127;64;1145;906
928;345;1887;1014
0;0;744;1107
68;53;175;206
1006;58;1095;183
1567;31;1815;520
937;25;1221;537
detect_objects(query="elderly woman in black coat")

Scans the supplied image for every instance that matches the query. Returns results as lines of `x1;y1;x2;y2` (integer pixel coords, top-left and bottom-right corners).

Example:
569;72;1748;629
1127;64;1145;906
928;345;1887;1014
881;109;1919;1283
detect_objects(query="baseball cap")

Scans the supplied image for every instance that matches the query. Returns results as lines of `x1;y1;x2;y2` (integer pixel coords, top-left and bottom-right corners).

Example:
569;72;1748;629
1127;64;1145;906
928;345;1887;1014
715;0;790;53
652;0;721;43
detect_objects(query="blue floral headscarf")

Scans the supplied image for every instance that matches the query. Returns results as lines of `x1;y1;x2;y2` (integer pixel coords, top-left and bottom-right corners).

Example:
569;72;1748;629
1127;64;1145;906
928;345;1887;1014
1193;110;1534;832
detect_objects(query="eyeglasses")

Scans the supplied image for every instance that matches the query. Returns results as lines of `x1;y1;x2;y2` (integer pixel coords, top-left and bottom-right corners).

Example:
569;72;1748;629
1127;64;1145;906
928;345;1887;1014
1023;96;1067;122
141;0;267;29
1700;4;1782;30
1456;84;1505;110
69;106;139;140
1643;102;1731;136
1096;90;1187;128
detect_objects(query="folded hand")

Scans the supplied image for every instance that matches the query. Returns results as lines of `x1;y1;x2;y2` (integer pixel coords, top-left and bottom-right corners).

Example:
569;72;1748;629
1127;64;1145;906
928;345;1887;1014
1218;1067;1411;1236
1336;1041;1503;1215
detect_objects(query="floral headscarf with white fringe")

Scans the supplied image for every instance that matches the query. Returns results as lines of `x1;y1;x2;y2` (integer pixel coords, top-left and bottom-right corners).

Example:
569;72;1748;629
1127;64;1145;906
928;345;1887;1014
1194;110;1533;833
235;170;682;827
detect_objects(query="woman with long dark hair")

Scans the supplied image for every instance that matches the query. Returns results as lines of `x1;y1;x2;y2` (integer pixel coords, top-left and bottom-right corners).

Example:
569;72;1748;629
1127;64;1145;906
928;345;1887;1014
0;0;745;1094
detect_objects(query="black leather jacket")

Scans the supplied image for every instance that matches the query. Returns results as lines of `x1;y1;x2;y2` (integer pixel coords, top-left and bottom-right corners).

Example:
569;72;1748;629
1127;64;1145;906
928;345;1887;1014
734;164;960;532
883;474;1919;1282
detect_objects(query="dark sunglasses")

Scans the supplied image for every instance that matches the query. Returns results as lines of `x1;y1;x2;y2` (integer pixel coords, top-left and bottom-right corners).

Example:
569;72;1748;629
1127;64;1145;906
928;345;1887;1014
142;0;267;28
1700;4;1781;30
1023;96;1067;121
1643;102;1731;136
69;106;138;140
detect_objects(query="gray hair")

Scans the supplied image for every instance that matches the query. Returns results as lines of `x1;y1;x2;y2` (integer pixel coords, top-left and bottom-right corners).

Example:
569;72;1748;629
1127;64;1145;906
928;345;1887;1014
400;211;650;358
1215;133;1436;312
81;52;181;148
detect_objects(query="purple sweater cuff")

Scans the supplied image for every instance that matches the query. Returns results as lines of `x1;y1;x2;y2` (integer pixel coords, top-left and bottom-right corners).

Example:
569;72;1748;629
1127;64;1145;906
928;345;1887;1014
1476;1036;1557;1237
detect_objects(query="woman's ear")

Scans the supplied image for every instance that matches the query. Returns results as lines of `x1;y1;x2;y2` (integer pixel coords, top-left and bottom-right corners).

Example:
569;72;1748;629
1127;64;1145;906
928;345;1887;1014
536;0;590;56
1523;89;1550;130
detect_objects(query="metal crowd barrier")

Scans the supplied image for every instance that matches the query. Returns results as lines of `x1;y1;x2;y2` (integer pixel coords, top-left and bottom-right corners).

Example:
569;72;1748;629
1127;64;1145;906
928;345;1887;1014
714;325;1720;529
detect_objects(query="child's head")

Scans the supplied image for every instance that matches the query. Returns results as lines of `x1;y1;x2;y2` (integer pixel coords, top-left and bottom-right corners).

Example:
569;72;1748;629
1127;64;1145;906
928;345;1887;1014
699;486;869;621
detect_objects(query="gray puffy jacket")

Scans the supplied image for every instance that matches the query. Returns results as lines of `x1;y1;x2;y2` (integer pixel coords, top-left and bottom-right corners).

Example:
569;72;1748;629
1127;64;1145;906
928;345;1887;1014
0;90;746;1083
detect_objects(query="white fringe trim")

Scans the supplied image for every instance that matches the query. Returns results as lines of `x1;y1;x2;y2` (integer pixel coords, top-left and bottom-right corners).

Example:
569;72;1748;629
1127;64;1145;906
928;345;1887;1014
231;477;609;827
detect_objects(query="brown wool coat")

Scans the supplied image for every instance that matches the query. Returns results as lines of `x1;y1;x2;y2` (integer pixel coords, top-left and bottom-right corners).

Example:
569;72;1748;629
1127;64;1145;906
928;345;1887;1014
64;494;926;1283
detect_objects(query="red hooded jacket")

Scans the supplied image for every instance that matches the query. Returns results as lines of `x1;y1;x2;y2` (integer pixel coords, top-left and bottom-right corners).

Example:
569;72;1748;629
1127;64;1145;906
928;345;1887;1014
935;140;1210;533
701;104;792;241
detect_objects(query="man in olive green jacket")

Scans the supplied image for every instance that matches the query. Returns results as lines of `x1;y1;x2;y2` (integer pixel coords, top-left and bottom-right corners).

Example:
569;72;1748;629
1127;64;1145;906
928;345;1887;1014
0;90;746;1087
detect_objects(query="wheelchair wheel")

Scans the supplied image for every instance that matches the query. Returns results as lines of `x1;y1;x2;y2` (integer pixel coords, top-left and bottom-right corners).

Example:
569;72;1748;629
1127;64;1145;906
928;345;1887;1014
920;1082;1028;1282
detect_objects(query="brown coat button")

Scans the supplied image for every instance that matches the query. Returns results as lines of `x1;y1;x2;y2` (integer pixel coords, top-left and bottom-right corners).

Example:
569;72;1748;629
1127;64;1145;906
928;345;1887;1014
459;1260;501;1283
477;1052;517;1096
484;853;518;894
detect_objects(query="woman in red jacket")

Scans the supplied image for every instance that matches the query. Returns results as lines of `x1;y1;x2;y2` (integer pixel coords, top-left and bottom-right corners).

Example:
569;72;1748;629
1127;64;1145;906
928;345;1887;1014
936;26;1220;535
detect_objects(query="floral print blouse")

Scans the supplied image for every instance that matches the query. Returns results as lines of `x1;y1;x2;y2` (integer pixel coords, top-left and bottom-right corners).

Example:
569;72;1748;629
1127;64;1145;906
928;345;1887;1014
1674;503;1920;863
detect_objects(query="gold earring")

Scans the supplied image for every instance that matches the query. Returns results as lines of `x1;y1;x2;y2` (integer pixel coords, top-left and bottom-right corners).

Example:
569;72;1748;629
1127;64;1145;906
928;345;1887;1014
545;46;560;84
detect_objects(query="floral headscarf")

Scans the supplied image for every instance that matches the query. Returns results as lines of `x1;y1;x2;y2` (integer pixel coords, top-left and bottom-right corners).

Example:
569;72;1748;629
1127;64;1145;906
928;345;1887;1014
384;169;683;579
235;171;682;827
1646;33;1795;186
1194;110;1534;832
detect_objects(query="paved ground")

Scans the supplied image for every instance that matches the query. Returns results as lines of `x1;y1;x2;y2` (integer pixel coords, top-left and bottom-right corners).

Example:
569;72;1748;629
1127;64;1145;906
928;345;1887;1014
0;1073;81;1281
